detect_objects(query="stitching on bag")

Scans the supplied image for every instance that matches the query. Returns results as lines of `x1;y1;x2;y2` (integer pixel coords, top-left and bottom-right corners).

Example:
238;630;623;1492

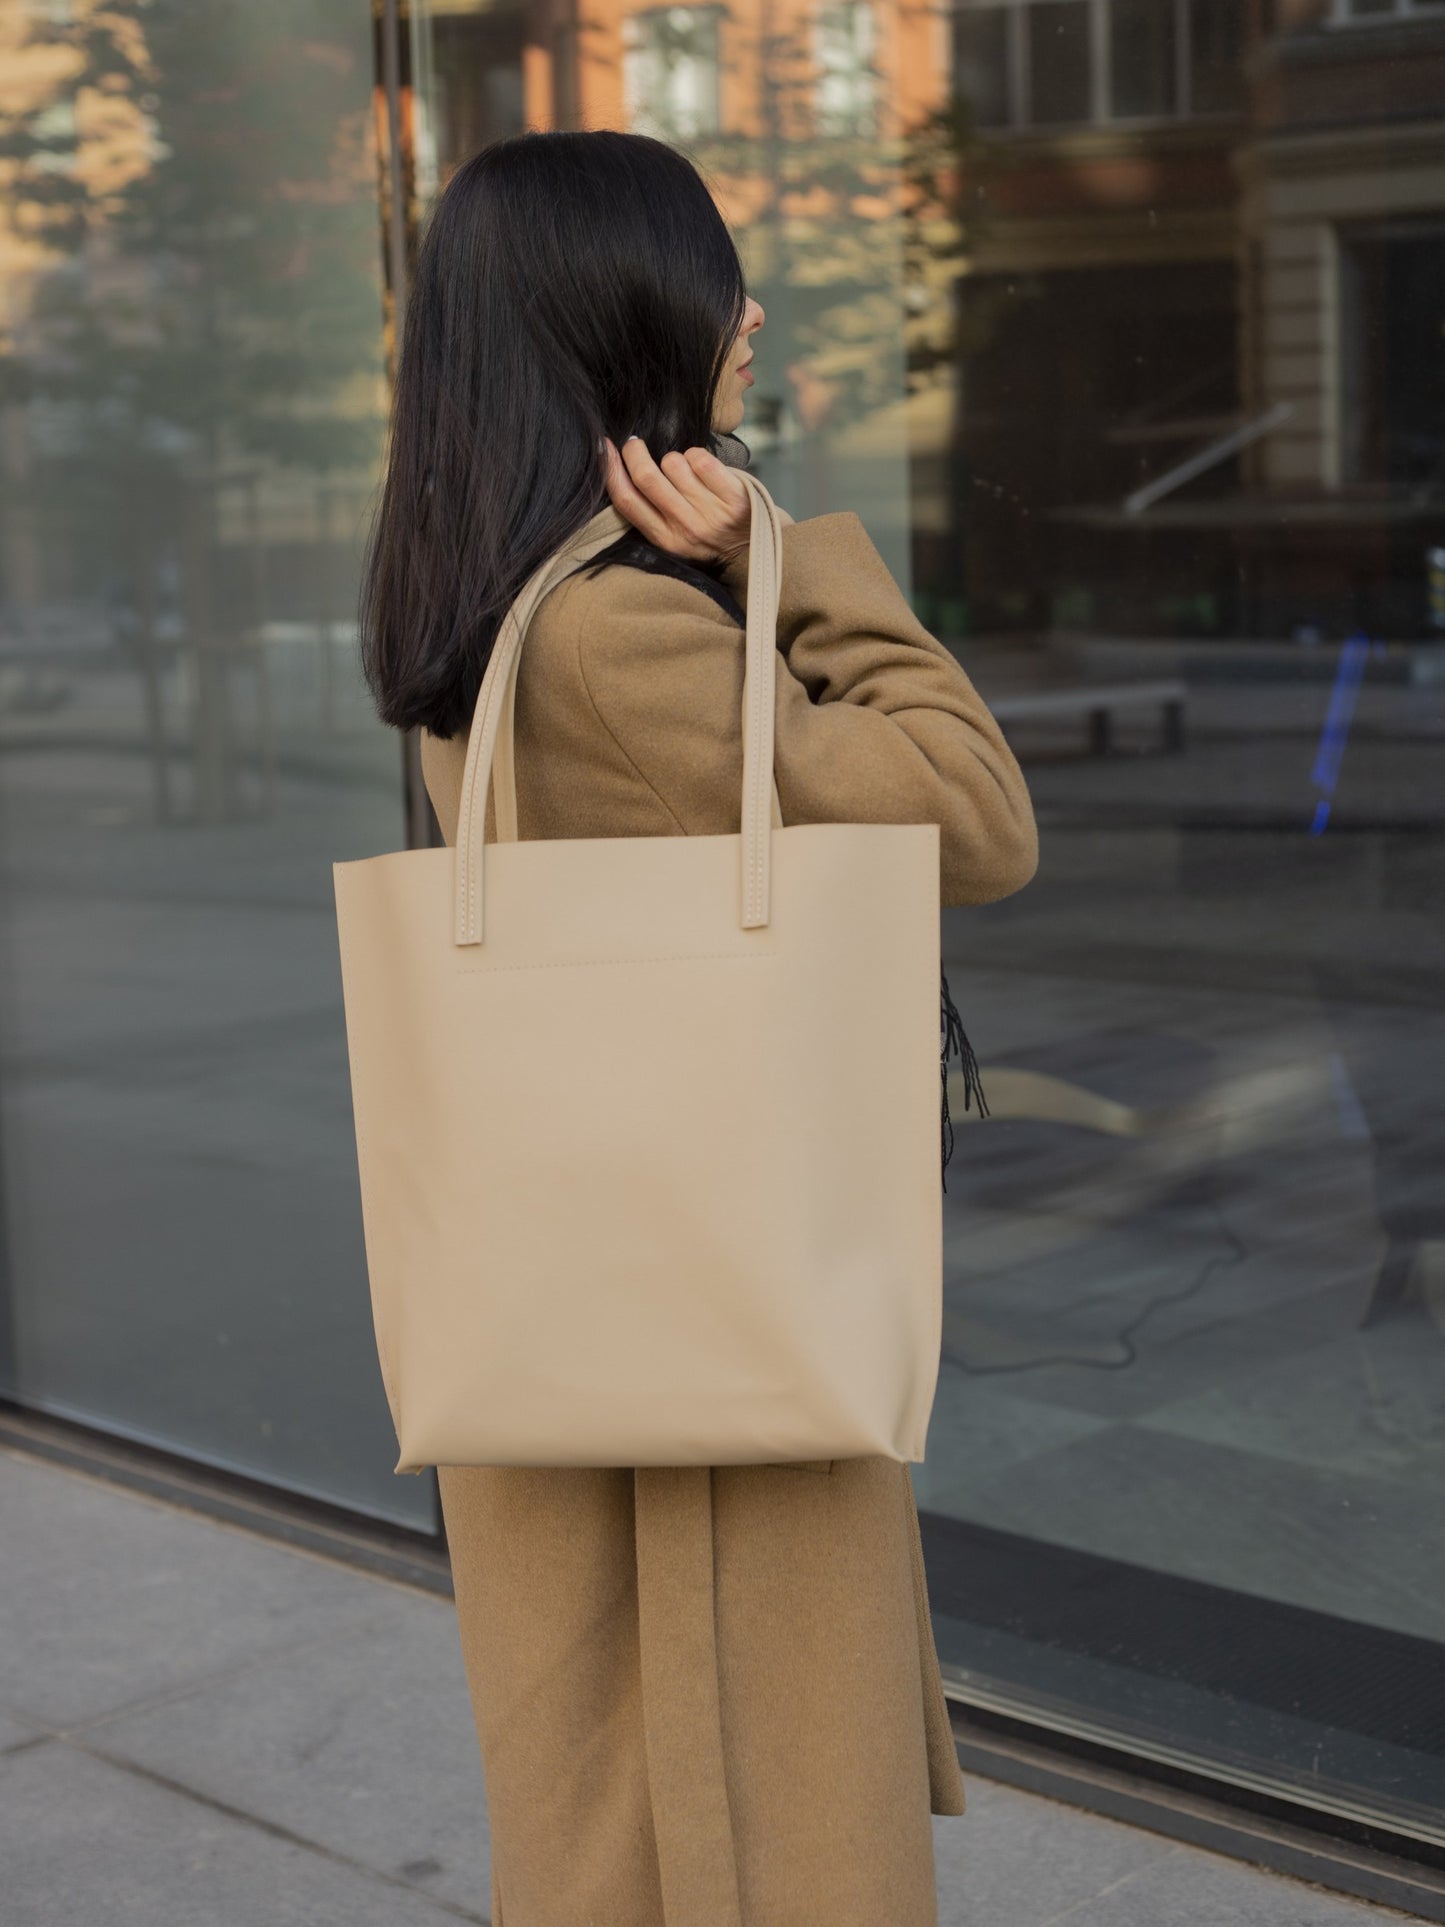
461;619;508;934
469;617;520;932
743;478;776;926
455;949;775;975
461;535;606;942
458;625;505;941
757;491;778;917
762;500;773;899
748;480;762;918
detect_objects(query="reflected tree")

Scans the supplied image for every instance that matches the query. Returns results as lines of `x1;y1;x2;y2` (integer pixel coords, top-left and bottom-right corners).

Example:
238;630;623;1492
661;5;1006;554
0;0;385;822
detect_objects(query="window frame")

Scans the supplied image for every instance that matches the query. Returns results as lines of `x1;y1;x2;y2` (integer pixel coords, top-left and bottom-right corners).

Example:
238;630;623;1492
621;3;725;142
954;0;1247;130
1327;0;1445;23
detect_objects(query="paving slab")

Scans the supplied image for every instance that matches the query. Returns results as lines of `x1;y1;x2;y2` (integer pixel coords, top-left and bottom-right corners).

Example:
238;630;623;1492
932;1775;1173;1926
0;1739;481;1927
0;1708;44;1753
93;1585;490;1915
1033;1837;1414;1927
0;1449;388;1727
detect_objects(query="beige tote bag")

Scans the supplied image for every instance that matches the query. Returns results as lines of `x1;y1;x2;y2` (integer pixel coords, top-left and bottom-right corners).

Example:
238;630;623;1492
333;471;943;1472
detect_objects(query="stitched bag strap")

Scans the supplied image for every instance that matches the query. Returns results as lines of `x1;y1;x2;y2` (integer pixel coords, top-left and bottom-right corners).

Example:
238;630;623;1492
453;503;627;946
735;471;785;928
455;470;786;946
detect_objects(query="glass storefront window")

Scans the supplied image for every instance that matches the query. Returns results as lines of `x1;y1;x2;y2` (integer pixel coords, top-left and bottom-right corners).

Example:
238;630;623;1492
0;0;429;1525
412;0;1445;1846
1;0;1439;1861
925;0;1445;1844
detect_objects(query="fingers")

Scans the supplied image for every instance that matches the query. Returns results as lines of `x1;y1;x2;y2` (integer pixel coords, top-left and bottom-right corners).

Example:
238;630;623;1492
671;446;747;520
683;447;765;560
602;435;749;562
658;448;718;521
603;437;697;552
619;436;702;536
603;438;671;547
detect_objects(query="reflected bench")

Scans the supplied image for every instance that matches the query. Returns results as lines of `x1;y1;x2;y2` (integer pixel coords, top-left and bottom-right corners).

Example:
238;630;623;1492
989;677;1187;756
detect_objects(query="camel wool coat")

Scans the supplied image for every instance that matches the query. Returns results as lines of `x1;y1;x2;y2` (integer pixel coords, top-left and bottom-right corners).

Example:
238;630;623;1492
418;502;1038;1927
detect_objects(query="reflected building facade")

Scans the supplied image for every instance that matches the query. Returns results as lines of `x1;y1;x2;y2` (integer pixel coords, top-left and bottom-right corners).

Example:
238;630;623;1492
1;0;1443;1869
0;0;427;1525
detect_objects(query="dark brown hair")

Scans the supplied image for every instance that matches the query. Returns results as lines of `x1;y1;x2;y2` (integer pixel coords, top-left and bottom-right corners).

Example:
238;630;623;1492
358;129;748;740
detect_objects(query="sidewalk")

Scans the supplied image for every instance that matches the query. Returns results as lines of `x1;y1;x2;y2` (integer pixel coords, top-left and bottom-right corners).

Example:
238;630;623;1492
0;1444;1423;1926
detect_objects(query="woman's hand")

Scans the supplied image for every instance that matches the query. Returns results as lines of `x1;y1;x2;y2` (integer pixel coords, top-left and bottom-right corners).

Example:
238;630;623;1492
603;435;791;565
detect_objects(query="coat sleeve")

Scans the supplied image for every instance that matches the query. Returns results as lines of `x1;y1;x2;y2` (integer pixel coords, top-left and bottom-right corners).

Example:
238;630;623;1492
574;510;1038;906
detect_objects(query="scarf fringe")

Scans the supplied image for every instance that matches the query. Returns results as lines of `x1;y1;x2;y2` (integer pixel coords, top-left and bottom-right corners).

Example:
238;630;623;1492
941;965;988;1192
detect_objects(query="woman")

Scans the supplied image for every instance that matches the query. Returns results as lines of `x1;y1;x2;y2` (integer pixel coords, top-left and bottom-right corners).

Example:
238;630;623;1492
360;129;1037;1925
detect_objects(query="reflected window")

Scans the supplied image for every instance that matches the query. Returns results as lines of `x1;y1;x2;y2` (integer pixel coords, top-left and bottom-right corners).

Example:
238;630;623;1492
1191;0;1245;113
956;0;1243;128
815;1;878;137
1341;223;1445;490
954;4;1012;126
1028;0;1092;124
428;7;528;159
1110;0;1175;119
0;0;424;1528
622;5;723;140
554;19;581;131
1331;0;1442;17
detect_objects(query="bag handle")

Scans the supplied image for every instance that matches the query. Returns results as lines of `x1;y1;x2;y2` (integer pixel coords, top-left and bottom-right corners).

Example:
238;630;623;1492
454;468;786;946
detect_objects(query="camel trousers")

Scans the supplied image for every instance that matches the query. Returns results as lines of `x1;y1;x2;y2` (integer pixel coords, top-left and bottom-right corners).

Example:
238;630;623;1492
439;1454;966;1925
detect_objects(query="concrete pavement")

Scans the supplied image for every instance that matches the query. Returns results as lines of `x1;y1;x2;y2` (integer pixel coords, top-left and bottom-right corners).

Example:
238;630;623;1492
0;1444;1428;1926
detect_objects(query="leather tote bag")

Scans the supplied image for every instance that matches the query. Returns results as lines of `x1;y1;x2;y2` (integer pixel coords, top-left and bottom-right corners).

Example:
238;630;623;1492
333;471;943;1472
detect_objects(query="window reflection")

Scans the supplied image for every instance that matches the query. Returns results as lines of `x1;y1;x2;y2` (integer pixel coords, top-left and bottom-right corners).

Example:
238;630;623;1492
1027;1;1092;125
920;0;1445;1836
6;0;1439;1837
1110;0;1176;120
623;5;724;140
0;0;422;1522
411;0;1444;1834
426;5;529;160
1341;225;1445;491
952;0;1246;128
89;0;1438;1837
1190;0;1246;113
814;1;878;138
954;6;1012;128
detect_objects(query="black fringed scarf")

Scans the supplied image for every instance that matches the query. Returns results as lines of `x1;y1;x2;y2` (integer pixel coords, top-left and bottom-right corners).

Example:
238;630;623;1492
582;431;989;1187
940;963;988;1189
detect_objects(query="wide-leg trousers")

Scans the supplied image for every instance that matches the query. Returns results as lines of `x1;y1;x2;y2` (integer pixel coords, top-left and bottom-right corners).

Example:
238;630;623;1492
438;1455;966;1925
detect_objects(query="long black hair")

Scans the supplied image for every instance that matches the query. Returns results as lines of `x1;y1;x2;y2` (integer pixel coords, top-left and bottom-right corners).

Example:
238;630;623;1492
359;129;748;740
